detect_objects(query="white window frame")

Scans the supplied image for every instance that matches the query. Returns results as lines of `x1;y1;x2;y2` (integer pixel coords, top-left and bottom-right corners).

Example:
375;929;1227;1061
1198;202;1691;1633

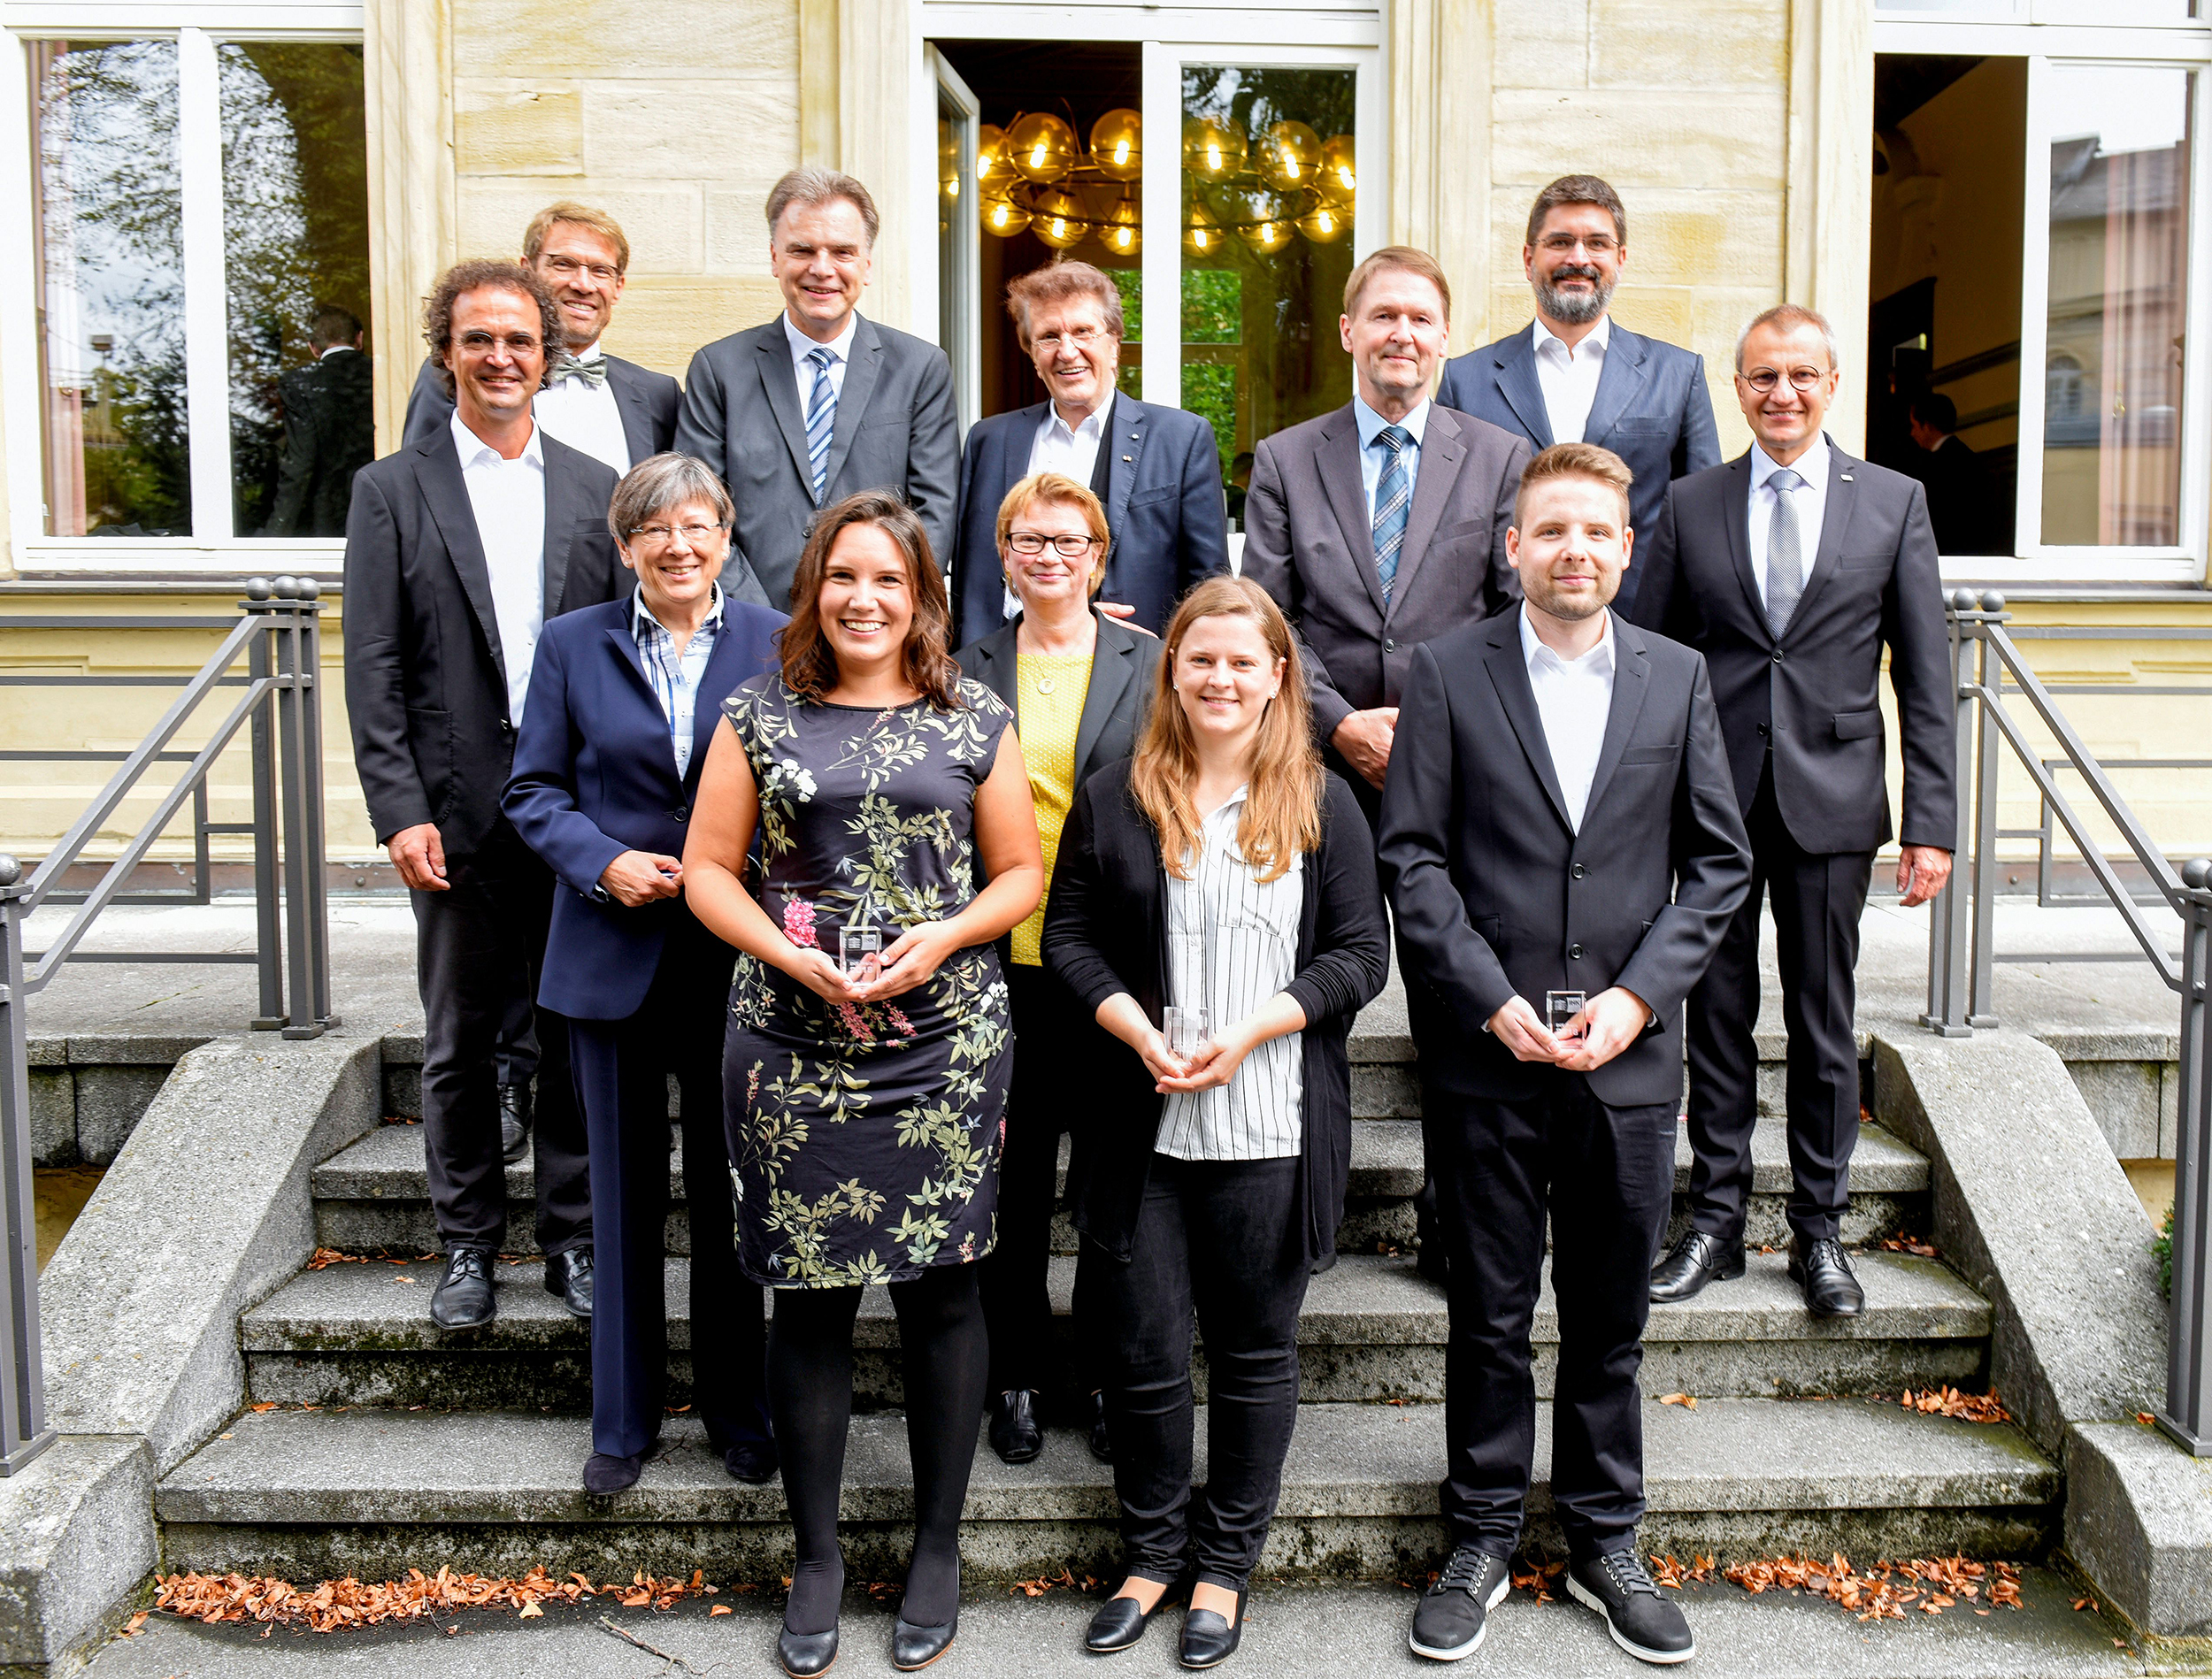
0;2;365;576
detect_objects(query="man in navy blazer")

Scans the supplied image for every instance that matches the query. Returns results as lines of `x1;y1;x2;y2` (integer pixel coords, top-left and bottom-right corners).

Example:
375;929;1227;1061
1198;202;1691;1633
1436;176;1719;619
950;260;1228;646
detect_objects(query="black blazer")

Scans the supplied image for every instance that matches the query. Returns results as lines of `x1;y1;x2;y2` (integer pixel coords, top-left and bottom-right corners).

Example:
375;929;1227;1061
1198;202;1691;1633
949;394;1230;645
401;352;681;470
1042;763;1390;1272
1629;438;1957;855
266;349;375;537
342;427;625;856
956;609;1162;793
1376;606;1752;1108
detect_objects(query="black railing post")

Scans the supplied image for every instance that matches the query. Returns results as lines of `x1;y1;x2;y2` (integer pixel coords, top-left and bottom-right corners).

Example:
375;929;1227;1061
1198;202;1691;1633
2160;858;2212;1454
242;579;286;1030
295;581;335;1031
0;855;55;1476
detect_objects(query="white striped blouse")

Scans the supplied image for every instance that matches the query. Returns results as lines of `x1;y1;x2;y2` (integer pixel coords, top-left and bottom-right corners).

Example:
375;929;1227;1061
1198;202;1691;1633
1155;787;1305;1162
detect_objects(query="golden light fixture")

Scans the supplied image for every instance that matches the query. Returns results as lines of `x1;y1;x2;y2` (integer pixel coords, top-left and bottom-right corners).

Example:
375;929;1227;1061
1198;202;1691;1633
937;119;961;207
1258;120;1322;191
1005;111;1079;185
1182;202;1223;259
1032;186;1087;249
1237;217;1291;255
1181;116;1248;184
1089;108;1143;182
980;188;1031;238
1296;202;1348;244
1318;133;1356;203
975;124;1007;191
1102;196;1142;257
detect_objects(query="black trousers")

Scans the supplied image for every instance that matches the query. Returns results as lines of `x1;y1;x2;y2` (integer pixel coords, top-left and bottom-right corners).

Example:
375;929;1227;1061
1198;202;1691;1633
978;962;1096;1398
1431;1075;1673;1560
410;824;590;1254
1089;1154;1308;1593
569;939;767;1460
1683;763;1873;1246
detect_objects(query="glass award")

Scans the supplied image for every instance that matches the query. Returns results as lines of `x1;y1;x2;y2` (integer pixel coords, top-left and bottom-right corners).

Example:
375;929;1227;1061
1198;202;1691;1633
1545;990;1587;1035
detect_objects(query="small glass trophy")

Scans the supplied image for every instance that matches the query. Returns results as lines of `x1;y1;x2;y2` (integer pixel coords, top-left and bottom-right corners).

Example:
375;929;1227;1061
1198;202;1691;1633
1545;990;1587;1036
1163;1004;1211;1060
839;924;883;979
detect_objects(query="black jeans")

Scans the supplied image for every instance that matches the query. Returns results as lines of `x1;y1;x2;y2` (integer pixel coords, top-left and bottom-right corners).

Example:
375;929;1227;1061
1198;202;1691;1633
411;824;589;1254
1089;1154;1308;1593
1431;1073;1673;1561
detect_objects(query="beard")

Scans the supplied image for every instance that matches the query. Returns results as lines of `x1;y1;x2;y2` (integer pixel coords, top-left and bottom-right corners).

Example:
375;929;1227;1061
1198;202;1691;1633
1525;573;1617;622
1535;264;1615;326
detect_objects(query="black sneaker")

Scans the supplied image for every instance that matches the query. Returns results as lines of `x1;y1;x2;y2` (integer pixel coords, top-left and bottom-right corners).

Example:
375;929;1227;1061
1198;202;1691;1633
1565;1551;1695;1665
1408;1545;1511;1661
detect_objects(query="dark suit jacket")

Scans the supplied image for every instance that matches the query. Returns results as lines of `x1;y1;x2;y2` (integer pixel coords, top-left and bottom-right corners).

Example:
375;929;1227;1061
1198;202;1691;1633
956;609;1162;792
342;427;626;857
1377;607;1752;1108
502;594;786;1021
1042;763;1389;1271
1241;402;1531;739
1437;322;1721;617
949;395;1229;645
674;315;958;611
401;351;681;470
1629;438;1957;855
267;349;375;538
1914;433;1993;557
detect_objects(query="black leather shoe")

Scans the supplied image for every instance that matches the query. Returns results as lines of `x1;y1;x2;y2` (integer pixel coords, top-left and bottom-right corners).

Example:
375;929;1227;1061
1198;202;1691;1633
1789;1236;1865;1319
987;1389;1042;1464
582;1451;641;1493
544;1246;594;1318
1087;1390;1113;1464
1086;1578;1182;1654
891;1613;956;1671
777;1623;838;1677
498;1082;532;1163
429;1246;495;1330
726;1438;780;1485
1648;1230;1746;1304
1179;1588;1247;1668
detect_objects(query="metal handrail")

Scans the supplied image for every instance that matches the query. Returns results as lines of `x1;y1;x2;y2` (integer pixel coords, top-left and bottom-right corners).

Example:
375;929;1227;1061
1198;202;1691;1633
0;576;334;1478
1924;590;2212;1456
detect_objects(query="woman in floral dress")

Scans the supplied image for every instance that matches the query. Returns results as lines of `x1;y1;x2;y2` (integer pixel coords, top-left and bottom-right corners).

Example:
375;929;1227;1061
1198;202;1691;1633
683;490;1043;1676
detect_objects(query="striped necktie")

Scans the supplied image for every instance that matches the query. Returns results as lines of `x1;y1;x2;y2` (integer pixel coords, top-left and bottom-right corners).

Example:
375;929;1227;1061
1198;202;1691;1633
803;346;837;502
1371;425;1413;605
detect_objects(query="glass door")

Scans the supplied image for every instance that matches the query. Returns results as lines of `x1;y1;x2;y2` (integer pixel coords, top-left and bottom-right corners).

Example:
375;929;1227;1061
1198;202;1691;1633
929;46;981;436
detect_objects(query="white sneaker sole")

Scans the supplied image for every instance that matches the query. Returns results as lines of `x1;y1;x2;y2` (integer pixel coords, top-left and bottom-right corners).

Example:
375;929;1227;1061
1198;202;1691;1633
1406;1570;1512;1661
1564;1575;1696;1665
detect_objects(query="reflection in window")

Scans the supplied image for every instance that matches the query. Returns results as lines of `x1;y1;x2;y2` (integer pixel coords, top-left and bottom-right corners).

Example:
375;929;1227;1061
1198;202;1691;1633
2041;66;2193;548
33;41;190;537
222;43;372;538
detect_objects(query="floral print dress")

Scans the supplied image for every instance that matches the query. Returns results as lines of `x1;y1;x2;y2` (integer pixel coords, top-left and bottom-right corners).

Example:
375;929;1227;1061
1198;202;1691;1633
720;674;1017;1288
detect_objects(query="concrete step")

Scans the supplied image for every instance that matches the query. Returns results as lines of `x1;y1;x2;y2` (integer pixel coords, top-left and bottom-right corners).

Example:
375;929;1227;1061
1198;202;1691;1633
156;1396;2059;1583
311;1120;1931;1256
242;1251;1990;1411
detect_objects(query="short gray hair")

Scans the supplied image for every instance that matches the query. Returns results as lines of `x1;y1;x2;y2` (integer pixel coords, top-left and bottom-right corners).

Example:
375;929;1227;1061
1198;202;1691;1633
765;166;879;248
609;453;734;543
1735;303;1840;373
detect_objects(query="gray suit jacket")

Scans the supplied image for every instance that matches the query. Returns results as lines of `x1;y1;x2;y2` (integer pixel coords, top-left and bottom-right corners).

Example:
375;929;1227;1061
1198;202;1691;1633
674;314;959;611
1241;402;1531;738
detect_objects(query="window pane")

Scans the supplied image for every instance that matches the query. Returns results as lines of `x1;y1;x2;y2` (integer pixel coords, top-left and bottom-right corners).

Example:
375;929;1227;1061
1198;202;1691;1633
1181;65;1357;520
2041;65;2193;548
221;42;372;539
33;41;190;537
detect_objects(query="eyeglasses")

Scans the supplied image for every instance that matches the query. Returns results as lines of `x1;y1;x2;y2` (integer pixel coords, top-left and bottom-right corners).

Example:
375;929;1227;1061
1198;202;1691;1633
628;522;724;546
1537;233;1618;255
1006;531;1102;556
541;255;621;284
457;329;541;354
1033;325;1110;350
1739;366;1830;395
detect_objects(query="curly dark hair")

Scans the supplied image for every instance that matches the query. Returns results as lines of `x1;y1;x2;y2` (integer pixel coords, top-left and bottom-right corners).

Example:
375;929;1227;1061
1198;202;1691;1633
780;491;962;709
421;260;562;402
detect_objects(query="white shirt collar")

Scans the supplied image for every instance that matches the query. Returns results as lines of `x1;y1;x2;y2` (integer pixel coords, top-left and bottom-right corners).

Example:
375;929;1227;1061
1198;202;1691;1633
1519;602;1617;677
1353;393;1431;450
450;410;544;471
318;344;358;361
567;341;604;364
1751;432;1829;492
634;579;726;639
783;310;859;366
1043;395;1111;442
1532;314;1610;363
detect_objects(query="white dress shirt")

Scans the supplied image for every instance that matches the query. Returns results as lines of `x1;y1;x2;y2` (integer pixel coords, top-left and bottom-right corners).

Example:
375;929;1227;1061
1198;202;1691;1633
449;412;547;727
1520;605;1617;832
1746;434;1831;608
1026;395;1110;484
782;310;859;404
1532;314;1610;446
1353;394;1430;519
532;341;630;475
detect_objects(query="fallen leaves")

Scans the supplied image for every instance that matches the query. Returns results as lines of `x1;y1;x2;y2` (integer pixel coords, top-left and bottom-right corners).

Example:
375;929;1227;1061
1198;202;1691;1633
1721;1552;2023;1622
1880;1233;1941;1259
1009;1568;1098;1598
1510;1560;1564;1603
1658;1392;1698;1410
150;1567;718;1632
1897;1386;2011;1423
1647;1555;1715;1589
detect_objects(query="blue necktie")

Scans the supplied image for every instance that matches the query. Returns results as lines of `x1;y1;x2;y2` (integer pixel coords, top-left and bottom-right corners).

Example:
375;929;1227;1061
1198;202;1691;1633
803;346;837;503
1371;425;1412;605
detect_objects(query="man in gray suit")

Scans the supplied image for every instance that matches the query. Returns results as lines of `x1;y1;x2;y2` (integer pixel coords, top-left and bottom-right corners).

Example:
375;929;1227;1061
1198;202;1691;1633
675;168;958;610
1243;245;1532;822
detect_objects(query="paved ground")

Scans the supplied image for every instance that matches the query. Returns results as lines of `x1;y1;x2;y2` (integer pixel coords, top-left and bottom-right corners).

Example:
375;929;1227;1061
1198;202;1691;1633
78;1573;2155;1679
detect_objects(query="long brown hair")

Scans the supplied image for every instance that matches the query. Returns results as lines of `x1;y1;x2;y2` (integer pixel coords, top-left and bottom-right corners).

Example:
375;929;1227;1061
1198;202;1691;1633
779;491;963;707
1131;576;1321;883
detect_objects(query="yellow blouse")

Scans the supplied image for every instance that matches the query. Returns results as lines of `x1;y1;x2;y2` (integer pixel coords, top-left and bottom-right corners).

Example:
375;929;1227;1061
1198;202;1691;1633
1011;652;1093;966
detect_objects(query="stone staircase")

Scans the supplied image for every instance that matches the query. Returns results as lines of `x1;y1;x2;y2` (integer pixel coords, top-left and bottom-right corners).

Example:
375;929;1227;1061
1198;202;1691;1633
154;1008;2062;1584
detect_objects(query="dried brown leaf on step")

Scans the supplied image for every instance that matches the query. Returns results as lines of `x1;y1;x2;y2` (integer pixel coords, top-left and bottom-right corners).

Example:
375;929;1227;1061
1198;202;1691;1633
1879;1233;1940;1258
1895;1385;2009;1423
305;1248;365;1270
710;1604;733;1616
517;1602;542;1619
1658;1392;1697;1409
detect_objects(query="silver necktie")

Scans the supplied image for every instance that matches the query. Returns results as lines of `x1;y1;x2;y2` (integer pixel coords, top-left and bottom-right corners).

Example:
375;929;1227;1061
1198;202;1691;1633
1764;468;1807;639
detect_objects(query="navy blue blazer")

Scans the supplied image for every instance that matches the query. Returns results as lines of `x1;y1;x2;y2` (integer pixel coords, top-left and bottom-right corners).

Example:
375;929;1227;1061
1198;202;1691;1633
503;594;786;1021
949;393;1229;647
1436;322;1720;615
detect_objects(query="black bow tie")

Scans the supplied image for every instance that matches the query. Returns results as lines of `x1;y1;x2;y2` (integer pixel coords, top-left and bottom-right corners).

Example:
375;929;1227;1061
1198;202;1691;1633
551;353;607;389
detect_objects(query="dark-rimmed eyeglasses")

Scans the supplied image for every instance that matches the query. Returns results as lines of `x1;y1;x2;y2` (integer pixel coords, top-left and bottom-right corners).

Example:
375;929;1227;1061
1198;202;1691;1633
1739;366;1828;395
1006;531;1102;557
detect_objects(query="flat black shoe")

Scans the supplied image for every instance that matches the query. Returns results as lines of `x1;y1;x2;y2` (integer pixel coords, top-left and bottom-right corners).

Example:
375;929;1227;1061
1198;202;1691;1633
498;1082;532;1163
726;1438;780;1484
543;1245;594;1318
1789;1236;1865;1319
1087;1390;1113;1464
582;1451;642;1493
1086;1577;1184;1654
1648;1230;1746;1304
891;1613;956;1671
1565;1550;1694;1665
1179;1588;1247;1668
777;1623;838;1677
988;1388;1042;1464
429;1245;495;1330
1408;1545;1511;1661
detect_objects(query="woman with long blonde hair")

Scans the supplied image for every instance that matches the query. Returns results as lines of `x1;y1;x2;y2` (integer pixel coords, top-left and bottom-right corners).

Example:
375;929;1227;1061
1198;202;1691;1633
1041;575;1389;1668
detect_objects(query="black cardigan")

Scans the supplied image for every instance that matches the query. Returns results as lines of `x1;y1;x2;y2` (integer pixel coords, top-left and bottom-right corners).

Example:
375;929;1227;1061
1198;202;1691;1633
1041;758;1390;1273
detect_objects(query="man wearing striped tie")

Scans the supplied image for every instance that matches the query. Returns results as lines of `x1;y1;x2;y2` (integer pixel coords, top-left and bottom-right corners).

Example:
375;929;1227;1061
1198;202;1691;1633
675;168;959;610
